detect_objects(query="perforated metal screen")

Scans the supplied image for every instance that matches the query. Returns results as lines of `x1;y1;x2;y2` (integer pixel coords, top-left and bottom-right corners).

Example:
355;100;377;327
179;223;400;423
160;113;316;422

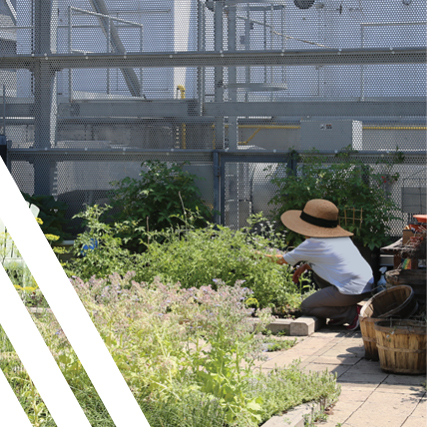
0;0;425;235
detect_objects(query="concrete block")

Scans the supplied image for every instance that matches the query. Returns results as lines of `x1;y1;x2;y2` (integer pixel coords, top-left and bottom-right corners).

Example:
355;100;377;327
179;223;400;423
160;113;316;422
266;318;293;335
262;400;331;427
262;403;313;427
290;316;322;336
250;316;324;336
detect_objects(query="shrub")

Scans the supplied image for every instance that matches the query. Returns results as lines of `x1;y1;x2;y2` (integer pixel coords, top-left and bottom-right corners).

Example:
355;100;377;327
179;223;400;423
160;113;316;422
109;160;212;252
269;147;404;250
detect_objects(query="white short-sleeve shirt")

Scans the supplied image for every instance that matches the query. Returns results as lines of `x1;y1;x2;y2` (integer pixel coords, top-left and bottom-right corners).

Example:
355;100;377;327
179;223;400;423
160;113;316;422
283;237;374;295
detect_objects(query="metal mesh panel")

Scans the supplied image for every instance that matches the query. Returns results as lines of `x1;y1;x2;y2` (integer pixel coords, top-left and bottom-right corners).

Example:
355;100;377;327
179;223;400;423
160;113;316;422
222;153;426;237
0;0;425;235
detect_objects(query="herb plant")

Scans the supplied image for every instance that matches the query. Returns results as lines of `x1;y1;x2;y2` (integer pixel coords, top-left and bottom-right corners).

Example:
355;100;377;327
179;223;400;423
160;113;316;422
65;205;310;311
66;204;139;280
0;275;340;427
137;223;306;311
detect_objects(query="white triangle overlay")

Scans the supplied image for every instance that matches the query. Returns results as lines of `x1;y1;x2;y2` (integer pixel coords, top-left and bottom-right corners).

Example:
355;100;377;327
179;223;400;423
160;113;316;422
0;264;90;426
0;160;151;426
0;353;33;427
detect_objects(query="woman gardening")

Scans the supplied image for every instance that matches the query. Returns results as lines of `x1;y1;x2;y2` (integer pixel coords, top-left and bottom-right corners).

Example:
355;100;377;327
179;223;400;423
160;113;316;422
268;199;373;331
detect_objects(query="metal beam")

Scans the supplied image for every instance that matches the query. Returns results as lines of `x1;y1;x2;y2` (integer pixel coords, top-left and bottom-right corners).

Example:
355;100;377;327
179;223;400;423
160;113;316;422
204;99;426;118
8;148;214;163
57;99;197;117
33;0;58;195
0;47;424;70
4;0;17;25
86;0;141;96
8;148;426;163
2;98;425;119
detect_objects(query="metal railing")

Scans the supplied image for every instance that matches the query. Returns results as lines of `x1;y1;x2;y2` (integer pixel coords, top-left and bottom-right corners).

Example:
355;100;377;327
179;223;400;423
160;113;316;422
67;6;144;101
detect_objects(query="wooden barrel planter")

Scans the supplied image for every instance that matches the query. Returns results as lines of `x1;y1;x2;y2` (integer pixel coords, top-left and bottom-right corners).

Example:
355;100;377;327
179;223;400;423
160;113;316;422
374;319;426;374
385;269;426;309
359;285;418;361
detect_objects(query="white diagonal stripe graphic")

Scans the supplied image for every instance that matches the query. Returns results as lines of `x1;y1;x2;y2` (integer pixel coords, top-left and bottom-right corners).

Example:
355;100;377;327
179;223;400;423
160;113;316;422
0;265;91;426
0;357;33;427
0;160;151;426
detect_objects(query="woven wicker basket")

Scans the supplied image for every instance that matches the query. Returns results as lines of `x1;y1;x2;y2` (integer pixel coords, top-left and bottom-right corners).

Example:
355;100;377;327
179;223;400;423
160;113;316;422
374;319;426;374
359;285;418;361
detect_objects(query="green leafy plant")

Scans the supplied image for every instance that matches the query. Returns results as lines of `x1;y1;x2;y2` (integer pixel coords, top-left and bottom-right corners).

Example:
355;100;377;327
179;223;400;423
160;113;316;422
0;217;62;308
22;193;71;242
264;337;298;352
137;222;309;310
65;205;312;311
109;160;213;252
245;212;288;251
1;276;340;427
269;147;404;250
66;204;139;279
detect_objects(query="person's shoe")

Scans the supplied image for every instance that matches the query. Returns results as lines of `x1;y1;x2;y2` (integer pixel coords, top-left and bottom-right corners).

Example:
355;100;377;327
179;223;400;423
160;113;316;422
327;318;342;326
346;305;361;331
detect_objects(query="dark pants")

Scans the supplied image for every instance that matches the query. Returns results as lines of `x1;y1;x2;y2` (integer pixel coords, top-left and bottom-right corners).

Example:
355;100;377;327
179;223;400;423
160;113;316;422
301;272;368;324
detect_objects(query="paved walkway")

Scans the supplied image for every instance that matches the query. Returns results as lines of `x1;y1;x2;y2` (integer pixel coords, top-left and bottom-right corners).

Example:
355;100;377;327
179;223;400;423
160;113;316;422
256;326;426;427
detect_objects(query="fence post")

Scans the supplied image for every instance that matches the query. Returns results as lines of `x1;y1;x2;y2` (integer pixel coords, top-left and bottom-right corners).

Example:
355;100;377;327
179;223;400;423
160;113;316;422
0;135;7;167
213;150;221;224
287;150;298;175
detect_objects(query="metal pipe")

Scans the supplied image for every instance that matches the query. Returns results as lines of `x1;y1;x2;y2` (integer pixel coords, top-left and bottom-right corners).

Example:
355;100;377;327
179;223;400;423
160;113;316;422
213;150;220;224
2;85;6;135
196;0;205;115
107;18;111;94
177;85;187;149
69;6;143;27
68;6;73;102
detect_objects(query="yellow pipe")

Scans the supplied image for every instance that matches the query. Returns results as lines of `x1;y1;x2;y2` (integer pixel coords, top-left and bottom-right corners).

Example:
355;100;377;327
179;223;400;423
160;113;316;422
176;85;186;149
240;128;261;145
238;125;301;129
363;126;426;130
237;124;300;145
176;85;186;99
210;123;425;147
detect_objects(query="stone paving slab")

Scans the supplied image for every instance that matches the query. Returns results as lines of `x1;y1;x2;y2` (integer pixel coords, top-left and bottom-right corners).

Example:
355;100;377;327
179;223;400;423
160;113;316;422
344;400;416;427
410;397;426;418
337;369;389;384
260;325;427;427
302;362;351;377
383;374;426;386
376;383;426;394
401;417;427;427
307;355;361;365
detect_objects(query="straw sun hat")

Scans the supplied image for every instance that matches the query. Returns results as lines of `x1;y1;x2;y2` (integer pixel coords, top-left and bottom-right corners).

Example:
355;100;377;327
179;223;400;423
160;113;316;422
280;199;353;238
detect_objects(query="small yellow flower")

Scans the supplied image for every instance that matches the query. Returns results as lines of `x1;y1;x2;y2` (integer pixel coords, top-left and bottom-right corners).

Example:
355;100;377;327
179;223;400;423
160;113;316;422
45;234;60;242
36;217;43;225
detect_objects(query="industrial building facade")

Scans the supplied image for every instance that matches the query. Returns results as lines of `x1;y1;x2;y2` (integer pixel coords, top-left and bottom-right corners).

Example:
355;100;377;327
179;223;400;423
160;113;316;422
0;0;425;234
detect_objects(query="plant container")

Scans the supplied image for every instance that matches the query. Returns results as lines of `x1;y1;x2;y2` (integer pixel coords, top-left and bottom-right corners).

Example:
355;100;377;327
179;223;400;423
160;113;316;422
359;285;418;361
374;319;426;374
